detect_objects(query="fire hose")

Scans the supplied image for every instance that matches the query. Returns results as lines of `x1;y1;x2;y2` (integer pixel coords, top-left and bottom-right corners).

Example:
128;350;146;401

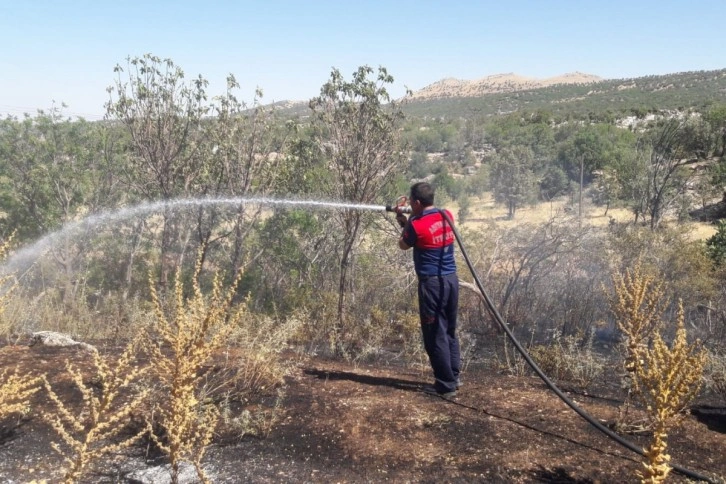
388;202;715;482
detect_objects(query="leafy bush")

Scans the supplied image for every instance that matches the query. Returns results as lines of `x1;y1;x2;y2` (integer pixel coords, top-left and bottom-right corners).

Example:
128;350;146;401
706;220;726;267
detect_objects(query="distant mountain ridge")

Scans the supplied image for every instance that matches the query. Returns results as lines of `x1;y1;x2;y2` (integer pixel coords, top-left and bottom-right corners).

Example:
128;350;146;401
409;72;603;100
270;68;726;119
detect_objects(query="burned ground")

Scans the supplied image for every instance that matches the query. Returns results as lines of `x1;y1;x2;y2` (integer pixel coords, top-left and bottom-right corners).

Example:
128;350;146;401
0;343;724;483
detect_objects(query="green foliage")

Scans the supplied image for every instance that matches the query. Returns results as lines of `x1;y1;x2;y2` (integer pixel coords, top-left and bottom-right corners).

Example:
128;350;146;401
608;224;718;320
539;165;569;200
0;109;116;241
434;169;464;201
489;145;538;218
457;195;471;222
557;123;636;184
464;164;490;197
704;103;726;157
706;220;726;266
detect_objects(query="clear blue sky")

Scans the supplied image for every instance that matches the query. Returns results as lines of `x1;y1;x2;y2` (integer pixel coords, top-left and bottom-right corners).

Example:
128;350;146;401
1;0;725;120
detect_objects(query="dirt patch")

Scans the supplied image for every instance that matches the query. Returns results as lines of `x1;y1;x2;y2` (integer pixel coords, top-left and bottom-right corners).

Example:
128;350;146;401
0;343;724;483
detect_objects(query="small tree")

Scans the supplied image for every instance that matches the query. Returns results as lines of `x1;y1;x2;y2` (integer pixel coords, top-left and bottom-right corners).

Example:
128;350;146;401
106;54;210;289
199;76;287;272
703;103;726;158
0;233;15;336
308;65;407;349
489;145;537;219
637;121;695;230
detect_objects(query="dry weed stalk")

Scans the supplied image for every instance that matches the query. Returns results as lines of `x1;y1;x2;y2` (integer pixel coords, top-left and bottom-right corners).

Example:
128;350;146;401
146;257;245;484
0;368;44;419
43;341;150;483
607;263;666;426
633;302;707;483
609;263;665;375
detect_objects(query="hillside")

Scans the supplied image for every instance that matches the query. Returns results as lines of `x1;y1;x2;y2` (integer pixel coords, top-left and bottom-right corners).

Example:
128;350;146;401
402;68;726;119
272;68;726;120
408;72;603;100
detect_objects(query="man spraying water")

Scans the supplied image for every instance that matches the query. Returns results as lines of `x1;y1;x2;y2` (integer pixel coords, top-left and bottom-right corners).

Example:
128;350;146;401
395;182;461;397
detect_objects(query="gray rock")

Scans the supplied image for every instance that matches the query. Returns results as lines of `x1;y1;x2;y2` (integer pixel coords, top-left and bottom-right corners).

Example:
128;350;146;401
29;331;95;351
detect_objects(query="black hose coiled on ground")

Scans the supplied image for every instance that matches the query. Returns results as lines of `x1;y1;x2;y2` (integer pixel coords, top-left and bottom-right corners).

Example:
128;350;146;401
440;210;716;483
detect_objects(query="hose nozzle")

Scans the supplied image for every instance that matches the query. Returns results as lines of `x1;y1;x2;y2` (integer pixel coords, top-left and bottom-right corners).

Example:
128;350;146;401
385;205;412;214
386;195;411;214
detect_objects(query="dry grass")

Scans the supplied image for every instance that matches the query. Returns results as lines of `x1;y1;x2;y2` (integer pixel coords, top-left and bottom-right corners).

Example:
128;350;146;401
705;351;726;405
529;329;604;390
457;193;716;239
458;194;631;227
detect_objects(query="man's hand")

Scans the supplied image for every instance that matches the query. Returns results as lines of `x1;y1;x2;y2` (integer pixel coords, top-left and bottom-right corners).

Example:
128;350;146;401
396;212;408;228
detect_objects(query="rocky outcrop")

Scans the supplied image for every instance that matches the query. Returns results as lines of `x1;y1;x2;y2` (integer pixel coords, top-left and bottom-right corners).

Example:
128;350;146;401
409;72;603;100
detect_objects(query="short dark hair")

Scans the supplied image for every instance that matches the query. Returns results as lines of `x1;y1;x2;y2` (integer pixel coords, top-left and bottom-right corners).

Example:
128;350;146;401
410;182;434;207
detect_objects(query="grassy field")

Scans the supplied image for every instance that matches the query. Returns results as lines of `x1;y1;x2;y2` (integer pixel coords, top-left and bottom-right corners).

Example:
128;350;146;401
455;193;718;240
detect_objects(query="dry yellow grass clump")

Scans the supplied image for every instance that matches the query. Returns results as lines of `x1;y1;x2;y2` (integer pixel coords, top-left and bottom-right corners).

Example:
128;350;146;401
146;255;245;484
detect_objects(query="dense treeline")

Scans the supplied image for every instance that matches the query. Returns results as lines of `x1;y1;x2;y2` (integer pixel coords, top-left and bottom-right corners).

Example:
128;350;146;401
1;55;726;365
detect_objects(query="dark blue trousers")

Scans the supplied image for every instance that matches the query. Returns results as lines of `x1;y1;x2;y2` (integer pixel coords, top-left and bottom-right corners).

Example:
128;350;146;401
418;273;460;393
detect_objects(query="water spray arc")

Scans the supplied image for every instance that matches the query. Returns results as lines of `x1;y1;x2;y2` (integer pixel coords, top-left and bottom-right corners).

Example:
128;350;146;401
437;209;714;483
0;196;390;276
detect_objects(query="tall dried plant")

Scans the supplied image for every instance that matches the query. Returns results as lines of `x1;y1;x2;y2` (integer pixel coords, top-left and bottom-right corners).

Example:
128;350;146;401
609;263;665;375
607;263;666;425
633;302;707;483
146;255;245;484
43;341;150;483
0;368;44;420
